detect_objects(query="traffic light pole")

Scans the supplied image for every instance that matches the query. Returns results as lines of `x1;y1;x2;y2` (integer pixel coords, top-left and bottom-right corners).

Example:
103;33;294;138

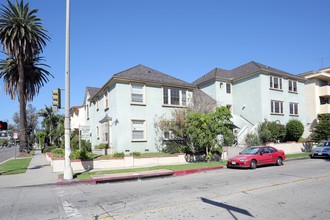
63;0;73;180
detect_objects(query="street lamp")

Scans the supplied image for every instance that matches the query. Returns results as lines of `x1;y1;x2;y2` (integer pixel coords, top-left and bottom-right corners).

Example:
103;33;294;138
63;0;73;180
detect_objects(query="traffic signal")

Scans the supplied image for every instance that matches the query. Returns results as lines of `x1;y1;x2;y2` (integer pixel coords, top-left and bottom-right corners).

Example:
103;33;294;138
52;88;61;109
0;121;8;130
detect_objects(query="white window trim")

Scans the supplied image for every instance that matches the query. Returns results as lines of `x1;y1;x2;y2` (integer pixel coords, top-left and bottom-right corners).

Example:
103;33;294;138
131;120;147;142
130;84;146;105
269;75;283;91
289;102;299;116
86;104;90;119
104;91;109;110
288;80;298;93
96;126;100;139
163;130;174;140
226;83;231;94
96;98;99;111
271;100;284;115
162;87;188;107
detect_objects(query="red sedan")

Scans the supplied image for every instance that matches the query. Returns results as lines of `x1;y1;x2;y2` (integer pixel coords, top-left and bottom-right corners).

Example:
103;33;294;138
227;146;286;169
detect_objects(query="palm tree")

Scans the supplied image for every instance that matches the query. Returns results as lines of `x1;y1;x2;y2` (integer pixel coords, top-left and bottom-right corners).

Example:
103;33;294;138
0;0;50;153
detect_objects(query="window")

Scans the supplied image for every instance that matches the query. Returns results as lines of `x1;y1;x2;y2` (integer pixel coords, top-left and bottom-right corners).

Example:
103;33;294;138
289;103;299;116
131;84;145;104
96;99;99;110
226;83;231;94
132;120;146;141
226;105;232;112
100;122;109;144
270;147;277;153
270;76;283;90
163;88;188;106
288;80;297;93
271;100;284;114
104;91;109;109
96;126;100;139
320;80;328;87
320;97;329;105
86;104;90;119
164;131;170;140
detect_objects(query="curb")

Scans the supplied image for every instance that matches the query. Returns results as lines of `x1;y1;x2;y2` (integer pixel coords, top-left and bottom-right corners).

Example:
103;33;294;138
285;156;311;161
56;166;224;186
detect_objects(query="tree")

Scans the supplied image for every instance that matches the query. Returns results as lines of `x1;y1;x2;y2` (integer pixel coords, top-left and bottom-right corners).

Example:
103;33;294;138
0;0;50;153
285;119;304;142
185;107;234;161
38;105;60;145
311;114;330;143
11;104;39;147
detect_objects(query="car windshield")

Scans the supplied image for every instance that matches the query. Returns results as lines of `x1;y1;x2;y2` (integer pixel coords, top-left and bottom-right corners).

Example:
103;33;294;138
318;142;330;147
241;147;260;155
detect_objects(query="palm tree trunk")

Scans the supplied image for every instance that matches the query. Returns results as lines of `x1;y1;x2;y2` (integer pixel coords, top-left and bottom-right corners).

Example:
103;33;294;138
18;57;29;154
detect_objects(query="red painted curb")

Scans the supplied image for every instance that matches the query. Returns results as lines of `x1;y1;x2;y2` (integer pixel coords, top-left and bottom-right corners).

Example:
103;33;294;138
174;166;223;176
56;167;223;186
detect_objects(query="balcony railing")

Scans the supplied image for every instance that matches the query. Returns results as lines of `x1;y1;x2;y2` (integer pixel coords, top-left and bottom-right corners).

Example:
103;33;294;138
319;85;330;98
319;103;330;114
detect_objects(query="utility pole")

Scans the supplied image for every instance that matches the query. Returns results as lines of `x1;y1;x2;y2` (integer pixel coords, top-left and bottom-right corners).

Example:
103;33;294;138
64;0;73;180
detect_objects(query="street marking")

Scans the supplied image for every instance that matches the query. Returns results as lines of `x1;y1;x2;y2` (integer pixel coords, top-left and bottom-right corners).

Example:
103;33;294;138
241;174;330;192
94;173;330;220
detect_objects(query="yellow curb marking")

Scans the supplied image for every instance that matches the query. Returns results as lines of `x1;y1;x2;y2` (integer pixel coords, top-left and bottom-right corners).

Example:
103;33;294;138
241;174;330;192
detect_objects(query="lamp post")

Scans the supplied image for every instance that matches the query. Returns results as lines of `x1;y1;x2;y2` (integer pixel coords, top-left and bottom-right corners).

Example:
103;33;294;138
63;0;73;180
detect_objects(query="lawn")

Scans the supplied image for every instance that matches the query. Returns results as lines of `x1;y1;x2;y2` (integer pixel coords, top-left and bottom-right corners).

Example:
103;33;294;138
0;158;32;175
286;152;311;159
74;161;226;180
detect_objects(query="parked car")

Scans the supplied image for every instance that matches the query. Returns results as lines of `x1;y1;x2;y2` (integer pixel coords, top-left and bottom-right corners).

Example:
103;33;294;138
227;146;286;169
311;141;330;158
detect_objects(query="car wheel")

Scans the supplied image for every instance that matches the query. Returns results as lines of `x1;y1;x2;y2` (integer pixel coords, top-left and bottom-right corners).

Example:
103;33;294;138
276;157;282;166
250;160;257;169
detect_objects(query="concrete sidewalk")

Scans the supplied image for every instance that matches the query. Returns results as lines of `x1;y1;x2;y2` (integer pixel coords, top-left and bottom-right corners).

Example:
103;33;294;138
0;150;311;188
0;149;59;188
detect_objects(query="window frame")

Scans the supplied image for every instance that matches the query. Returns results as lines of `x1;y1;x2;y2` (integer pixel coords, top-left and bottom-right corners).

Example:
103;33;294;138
271;100;284;115
86;103;90;119
289;102;299;116
162;87;188;107
269;75;283;91
130;84;146;105
131;120;146;142
288;80;298;93
226;83;231;94
104;91;109;110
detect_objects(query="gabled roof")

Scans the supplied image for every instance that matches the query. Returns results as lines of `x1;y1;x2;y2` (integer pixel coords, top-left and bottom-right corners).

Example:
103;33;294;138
84;86;100;104
91;65;194;101
112;64;191;87
193;61;304;86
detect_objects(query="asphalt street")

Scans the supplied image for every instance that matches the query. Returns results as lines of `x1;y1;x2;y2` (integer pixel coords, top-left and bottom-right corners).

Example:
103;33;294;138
0;145;19;164
1;158;330;220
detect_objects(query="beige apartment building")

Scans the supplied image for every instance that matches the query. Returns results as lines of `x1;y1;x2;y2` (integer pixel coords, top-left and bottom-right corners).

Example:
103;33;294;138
299;67;330;136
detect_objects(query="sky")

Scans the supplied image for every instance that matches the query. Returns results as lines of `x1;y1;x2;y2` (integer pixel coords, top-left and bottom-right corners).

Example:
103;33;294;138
1;0;330;125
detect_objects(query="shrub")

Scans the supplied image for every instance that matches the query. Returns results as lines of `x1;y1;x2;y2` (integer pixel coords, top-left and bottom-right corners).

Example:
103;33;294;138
286;120;304;142
258;120;286;144
71;149;92;160
112;152;125;158
162;142;191;154
51;148;64;158
94;143;109;149
245;133;262;147
43;145;58;153
130;152;142;157
0;138;9;146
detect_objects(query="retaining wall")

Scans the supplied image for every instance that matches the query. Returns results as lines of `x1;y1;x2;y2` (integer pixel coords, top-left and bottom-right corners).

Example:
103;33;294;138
46;153;187;172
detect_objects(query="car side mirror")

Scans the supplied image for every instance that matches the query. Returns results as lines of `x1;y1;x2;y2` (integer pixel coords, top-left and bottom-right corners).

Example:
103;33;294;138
239;152;242;155
260;152;263;155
